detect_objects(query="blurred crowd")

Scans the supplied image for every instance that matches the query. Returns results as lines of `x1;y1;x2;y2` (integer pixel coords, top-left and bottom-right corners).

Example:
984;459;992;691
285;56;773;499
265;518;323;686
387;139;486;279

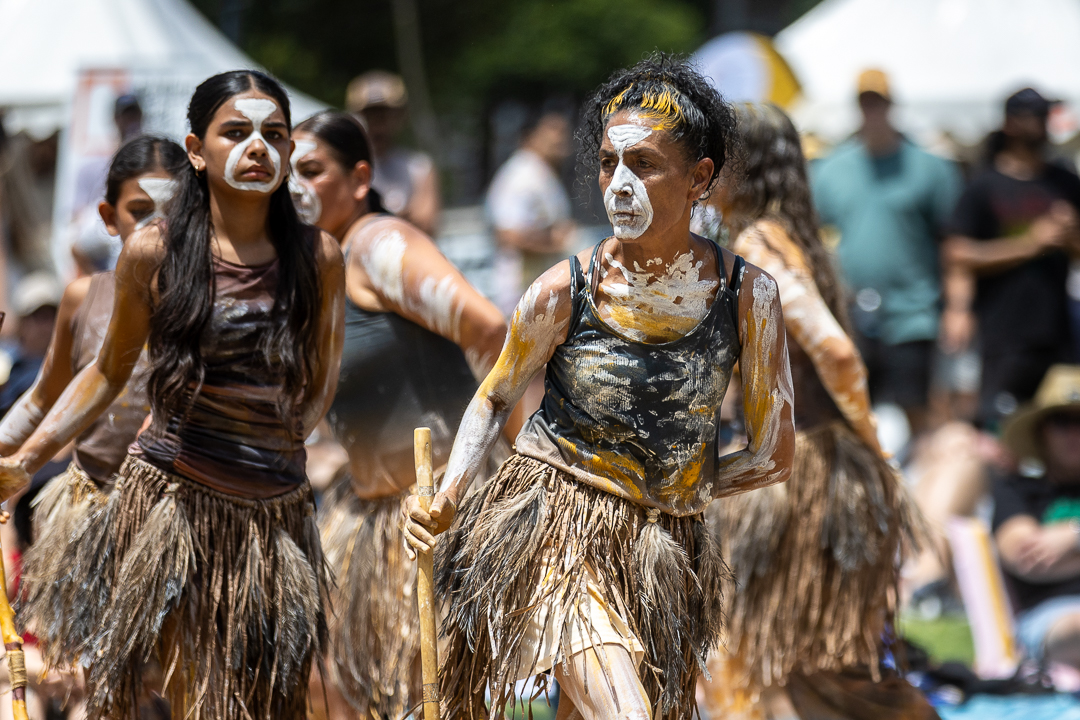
3;56;1080;714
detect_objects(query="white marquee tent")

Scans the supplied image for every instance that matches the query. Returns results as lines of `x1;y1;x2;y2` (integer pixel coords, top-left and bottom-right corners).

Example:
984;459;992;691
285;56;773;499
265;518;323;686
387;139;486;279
0;0;322;138
774;0;1080;145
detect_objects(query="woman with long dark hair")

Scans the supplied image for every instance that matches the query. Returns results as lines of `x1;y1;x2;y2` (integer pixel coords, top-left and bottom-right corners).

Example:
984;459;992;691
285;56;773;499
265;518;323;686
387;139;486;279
705;103;927;719
0;70;346;720
0;135;186;669
289;110;508;719
402;56;796;720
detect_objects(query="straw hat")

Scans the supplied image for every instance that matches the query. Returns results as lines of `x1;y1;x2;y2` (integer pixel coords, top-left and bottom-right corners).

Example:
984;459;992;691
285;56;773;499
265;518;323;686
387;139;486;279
1002;365;1080;462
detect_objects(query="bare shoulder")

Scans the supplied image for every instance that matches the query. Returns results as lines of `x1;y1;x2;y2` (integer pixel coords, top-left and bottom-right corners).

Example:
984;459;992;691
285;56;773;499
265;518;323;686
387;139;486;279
734;220;810;273
512;257;575;329
60;275;95;313
313;228;345;269
737;260;781;311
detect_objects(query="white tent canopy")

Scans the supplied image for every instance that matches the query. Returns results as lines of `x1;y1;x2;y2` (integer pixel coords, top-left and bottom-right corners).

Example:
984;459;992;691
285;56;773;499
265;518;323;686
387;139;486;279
775;0;1080;145
0;0;323;138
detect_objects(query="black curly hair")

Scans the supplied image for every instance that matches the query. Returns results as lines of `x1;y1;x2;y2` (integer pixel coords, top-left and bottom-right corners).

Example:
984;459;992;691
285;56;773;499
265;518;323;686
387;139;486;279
727;103;849;329
578;53;738;196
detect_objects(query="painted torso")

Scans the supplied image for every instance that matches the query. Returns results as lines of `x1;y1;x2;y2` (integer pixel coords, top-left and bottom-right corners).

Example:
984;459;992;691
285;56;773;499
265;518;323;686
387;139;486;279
136;256;307;498
71;271;152;484
516;240;743;516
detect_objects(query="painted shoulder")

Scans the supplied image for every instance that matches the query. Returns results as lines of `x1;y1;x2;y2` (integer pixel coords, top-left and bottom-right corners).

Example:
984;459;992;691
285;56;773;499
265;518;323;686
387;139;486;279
735;220;811;274
513;256;576;330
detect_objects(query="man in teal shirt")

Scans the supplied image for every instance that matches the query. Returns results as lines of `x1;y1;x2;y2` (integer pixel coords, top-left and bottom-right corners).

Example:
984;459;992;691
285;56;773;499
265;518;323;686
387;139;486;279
812;69;961;434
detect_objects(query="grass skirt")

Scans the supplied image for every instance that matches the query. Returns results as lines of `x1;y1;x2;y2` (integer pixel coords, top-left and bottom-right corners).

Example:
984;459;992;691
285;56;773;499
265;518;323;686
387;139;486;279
436;454;725;720
318;478;419;718
20;455;328;720
709;420;921;698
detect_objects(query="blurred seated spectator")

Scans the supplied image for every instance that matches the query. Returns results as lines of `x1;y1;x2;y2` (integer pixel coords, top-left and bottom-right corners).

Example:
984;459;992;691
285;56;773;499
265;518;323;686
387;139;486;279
812;68;961;438
943;88;1080;432
347;71;440;236
486;107;576;316
994;365;1080;667
0;272;61;416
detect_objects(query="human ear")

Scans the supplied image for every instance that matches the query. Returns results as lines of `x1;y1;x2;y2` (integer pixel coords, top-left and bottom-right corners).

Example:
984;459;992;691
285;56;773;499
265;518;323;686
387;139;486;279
98;201;120;236
185;133;205;173
690;157;715;199
352;160;373;203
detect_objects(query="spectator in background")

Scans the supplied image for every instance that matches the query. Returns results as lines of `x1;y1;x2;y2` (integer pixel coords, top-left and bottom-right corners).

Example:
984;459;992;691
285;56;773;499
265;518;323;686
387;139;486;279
486;108;576;316
943;88;1080;431
812;69;961;438
347;71;440;235
994;366;1080;668
0;272;61;416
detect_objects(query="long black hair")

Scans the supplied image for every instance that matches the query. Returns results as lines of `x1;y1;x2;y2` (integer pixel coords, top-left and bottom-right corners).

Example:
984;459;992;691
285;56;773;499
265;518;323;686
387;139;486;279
149;70;321;430
578;53;738;197
104;135;187;205
294;110;387;214
728;103;849;329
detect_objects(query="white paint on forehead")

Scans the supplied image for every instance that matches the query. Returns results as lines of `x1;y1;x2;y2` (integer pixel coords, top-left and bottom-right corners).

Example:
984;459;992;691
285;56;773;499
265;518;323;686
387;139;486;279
224;97;283;193
291;139;318;167
134;177;179;230
607;124;652;153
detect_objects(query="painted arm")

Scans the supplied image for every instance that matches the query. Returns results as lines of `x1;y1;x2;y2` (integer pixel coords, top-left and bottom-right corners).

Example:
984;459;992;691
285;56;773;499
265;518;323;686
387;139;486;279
997;515;1080;583
0;277;92;454
711;262;796;499
735;225;881;453
0;230;161;500
297;231;346;439
402;261;574;557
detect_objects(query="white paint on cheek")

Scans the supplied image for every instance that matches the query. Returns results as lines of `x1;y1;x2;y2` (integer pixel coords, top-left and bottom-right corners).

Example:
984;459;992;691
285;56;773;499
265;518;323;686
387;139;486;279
362;229;407;305
288;140;321;222
224;98;282;193
604;124;654;240
135;178;179;229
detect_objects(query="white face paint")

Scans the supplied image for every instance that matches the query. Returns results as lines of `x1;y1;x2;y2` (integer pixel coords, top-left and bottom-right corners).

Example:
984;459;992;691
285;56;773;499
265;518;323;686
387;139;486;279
134;177;179;230
288;139;321;223
224;97;282;193
604;124;655;240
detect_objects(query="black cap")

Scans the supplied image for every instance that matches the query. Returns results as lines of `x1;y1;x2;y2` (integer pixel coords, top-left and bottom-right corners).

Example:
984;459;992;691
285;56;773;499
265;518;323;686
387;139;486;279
114;93;141;115
1005;87;1057;117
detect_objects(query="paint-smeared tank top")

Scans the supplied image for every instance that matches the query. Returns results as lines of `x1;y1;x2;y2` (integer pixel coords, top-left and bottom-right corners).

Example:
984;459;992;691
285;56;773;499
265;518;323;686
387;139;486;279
136;256;306;498
328;295;477;492
515;240;744;517
71;271;152;485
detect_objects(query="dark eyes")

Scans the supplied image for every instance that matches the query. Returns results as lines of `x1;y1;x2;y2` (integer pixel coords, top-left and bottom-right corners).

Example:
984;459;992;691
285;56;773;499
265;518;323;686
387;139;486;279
224;129;285;140
128;206;154;222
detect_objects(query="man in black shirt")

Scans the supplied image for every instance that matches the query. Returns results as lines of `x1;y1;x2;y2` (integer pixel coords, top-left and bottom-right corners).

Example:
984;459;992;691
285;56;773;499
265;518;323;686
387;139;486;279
944;88;1080;430
994;365;1080;666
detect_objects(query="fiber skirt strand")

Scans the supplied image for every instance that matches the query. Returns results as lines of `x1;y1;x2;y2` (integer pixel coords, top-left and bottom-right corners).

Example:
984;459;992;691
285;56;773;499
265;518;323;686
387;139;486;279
22;455;329;720
709;420;921;696
318;478;419;718
436;454;725;720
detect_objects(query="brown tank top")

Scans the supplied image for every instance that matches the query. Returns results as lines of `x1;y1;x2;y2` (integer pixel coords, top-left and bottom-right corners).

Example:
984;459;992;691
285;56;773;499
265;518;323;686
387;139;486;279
70;272;152;485
135;256;307;498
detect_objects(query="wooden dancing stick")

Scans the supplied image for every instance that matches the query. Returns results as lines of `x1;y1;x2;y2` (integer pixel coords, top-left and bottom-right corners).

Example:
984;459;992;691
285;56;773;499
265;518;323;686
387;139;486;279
413;427;441;720
0;515;28;720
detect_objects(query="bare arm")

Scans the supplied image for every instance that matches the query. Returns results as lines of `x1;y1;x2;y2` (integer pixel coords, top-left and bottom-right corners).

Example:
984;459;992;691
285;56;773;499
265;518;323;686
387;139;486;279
0;277;92;454
404;163;441;237
297;231;346;439
402;260;574;556
0;230;161;499
735;224;881;453
711;259;796;499
997;515;1080;582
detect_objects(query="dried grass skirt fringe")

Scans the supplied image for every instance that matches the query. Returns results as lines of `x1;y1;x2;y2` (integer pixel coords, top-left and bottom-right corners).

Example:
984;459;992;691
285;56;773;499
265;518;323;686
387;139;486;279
709;420;922;697
318;479;418;719
20;455;329;720
436;454;726;720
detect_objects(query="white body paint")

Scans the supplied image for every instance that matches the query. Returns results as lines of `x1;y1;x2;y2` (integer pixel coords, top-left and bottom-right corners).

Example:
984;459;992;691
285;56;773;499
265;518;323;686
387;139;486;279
134;178;179;230
601;251;715;341
289;139;321;223
0;400;44;447
604;124;654;240
224;98;282;193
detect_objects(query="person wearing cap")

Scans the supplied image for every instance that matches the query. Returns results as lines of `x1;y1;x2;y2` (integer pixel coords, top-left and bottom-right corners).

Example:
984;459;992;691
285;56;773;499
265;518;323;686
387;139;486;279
346;70;440;235
0;272;61;416
993;365;1080;666
943;88;1080;429
812;68;961;438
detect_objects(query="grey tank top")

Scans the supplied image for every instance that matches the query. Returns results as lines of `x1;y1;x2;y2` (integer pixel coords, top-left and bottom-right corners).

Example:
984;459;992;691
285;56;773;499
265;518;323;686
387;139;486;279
515;240;744;516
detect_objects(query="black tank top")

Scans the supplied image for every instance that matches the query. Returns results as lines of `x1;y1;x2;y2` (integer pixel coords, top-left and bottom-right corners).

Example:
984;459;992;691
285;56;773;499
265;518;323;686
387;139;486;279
515;240;744;516
327;284;477;490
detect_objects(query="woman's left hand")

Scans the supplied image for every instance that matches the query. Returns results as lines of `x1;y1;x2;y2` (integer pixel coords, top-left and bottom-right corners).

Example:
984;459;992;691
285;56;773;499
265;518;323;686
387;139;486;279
0;457;31;504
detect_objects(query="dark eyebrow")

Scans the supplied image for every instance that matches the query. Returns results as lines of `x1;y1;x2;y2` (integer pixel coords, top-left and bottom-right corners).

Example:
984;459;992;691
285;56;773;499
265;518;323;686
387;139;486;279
220;119;253;129
262;121;288;129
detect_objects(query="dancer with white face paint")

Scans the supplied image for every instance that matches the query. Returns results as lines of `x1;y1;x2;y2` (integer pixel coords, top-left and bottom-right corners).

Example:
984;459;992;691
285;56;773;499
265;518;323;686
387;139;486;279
5;72;347;720
0;135;186;720
403;55;796;720
290;111;511;720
